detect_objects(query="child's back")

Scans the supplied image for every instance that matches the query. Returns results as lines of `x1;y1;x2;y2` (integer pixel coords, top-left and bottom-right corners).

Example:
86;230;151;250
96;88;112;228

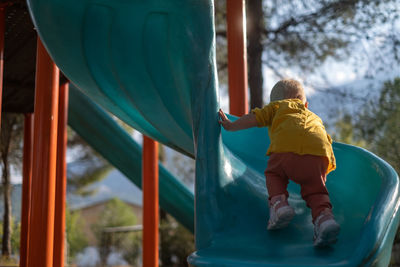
252;98;336;174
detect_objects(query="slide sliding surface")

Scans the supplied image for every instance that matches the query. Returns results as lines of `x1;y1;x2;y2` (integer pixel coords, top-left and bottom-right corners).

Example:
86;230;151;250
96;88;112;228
28;0;400;265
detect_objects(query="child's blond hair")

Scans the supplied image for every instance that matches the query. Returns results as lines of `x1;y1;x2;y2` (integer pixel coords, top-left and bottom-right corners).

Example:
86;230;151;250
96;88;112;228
270;79;306;103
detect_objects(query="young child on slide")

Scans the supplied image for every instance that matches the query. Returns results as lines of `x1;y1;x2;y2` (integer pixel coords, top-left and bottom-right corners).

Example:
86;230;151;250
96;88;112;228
218;79;340;247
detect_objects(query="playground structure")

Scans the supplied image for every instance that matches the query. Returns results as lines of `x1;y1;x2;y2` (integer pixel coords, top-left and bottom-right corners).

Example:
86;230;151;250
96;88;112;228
0;0;399;267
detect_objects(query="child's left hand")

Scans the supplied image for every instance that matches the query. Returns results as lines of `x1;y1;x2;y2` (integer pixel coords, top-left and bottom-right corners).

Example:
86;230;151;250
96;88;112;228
218;109;233;130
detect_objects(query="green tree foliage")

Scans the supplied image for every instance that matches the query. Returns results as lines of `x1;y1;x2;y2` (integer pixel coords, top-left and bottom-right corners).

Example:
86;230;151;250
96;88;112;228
332;114;366;147
10;222;20;256
0;219;20;254
65;207;88;261
159;212;194;267
263;0;399;78
92;198;141;266
333;77;400;173
0;218;20;264
215;0;399;107
354;77;400;173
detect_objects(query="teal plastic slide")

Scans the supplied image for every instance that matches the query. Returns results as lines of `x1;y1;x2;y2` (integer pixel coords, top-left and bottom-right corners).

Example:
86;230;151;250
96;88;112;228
27;0;400;266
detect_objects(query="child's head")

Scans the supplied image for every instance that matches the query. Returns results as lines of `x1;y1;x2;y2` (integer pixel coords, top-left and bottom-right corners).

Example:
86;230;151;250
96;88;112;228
270;79;307;105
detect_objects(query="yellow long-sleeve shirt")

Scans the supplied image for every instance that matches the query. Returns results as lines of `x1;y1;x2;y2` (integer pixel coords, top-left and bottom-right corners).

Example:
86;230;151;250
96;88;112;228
251;99;336;173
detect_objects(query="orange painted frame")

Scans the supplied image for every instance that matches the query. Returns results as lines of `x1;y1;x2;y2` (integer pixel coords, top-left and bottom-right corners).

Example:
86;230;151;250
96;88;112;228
19;114;34;267
27;38;60;267
142;136;159;267
227;0;248;116
53;81;69;267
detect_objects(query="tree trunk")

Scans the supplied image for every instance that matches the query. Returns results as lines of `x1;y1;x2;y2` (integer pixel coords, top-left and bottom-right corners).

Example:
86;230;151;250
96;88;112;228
247;0;264;109
0;114;17;258
1;156;11;258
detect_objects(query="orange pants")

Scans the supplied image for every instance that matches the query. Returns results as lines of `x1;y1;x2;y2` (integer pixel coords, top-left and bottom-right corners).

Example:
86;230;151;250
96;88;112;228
265;152;332;221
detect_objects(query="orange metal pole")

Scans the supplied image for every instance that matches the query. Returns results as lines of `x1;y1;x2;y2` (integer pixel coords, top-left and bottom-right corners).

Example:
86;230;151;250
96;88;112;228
227;0;248;116
0;5;5;129
19;114;34;267
142;136;159;267
27;38;59;267
53;81;69;267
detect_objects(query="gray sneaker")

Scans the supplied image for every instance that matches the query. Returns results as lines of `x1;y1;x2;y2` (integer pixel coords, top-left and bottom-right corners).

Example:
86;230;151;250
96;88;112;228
267;194;295;230
313;210;340;247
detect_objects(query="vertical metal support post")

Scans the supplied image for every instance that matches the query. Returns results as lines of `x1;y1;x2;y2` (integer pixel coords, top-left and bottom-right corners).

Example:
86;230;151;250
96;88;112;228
27;38;59;267
142;136;159;267
0;5;5;129
227;0;248;116
53;81;69;267
19;114;34;267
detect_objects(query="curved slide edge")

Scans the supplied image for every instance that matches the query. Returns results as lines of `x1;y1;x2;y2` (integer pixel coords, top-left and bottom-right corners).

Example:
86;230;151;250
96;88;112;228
67;85;194;232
